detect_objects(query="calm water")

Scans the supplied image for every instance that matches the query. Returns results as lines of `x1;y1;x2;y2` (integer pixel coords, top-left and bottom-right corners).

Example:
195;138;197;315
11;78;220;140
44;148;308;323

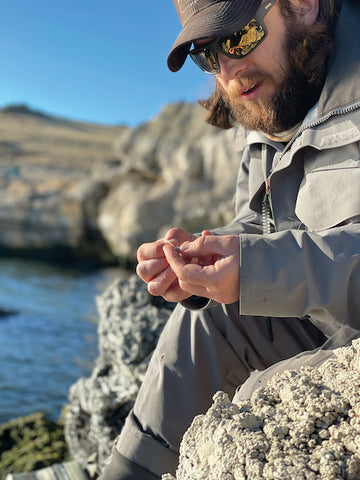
0;257;125;424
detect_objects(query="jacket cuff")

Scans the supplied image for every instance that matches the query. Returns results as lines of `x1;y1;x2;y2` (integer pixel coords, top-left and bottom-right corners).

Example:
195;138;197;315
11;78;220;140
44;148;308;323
180;296;218;310
99;446;160;480
115;411;178;478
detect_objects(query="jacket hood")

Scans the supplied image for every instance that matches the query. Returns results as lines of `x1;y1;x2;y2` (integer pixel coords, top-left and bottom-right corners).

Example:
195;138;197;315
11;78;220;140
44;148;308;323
318;0;360;117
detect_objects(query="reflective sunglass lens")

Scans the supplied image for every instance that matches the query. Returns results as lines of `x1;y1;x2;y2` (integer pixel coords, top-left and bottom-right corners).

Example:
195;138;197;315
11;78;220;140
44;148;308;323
203;51;220;72
220;21;265;58
189;0;276;73
189;20;266;73
190;50;220;74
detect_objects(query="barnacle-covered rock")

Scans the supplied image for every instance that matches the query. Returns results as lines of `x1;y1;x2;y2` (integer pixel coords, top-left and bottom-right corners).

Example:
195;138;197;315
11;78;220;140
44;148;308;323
165;339;360;480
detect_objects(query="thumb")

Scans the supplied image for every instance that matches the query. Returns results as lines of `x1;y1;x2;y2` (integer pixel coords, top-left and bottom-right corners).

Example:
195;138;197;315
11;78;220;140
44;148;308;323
180;235;219;257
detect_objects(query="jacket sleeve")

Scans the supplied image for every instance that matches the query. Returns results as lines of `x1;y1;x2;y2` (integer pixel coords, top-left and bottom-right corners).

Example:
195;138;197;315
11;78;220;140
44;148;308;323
239;221;360;334
181;144;264;311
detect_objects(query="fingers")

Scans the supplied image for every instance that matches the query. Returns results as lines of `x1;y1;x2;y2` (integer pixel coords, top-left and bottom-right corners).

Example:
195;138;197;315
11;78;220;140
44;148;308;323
163;236;240;304
137;239;166;262
163;243;209;287
153;279;192;303
136;235;193;302
136;229;201;302
136;229;196;264
136;256;169;283
144;259;192;302
180;234;233;258
136;239;173;293
147;265;177;297
164;227;197;245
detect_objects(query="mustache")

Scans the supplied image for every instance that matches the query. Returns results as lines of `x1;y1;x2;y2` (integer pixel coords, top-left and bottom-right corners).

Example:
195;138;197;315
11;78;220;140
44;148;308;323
222;72;272;99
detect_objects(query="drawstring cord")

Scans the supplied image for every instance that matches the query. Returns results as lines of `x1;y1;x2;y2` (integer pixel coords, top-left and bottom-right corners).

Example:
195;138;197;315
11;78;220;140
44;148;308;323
261;144;273;235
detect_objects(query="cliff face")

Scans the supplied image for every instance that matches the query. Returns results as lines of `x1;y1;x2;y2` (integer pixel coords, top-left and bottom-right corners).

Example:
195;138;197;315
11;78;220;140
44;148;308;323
0;105;126;264
98;102;243;260
0;103;243;264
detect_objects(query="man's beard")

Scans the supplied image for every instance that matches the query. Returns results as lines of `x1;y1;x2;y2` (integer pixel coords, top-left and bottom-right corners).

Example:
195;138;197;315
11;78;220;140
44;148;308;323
222;21;326;135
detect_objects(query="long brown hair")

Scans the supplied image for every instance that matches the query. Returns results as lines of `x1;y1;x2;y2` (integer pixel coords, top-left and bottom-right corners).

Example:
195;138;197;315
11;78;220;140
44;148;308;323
200;0;342;129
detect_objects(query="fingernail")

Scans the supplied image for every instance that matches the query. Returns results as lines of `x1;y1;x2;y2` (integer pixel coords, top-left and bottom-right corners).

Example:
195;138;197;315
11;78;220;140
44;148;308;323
181;243;190;252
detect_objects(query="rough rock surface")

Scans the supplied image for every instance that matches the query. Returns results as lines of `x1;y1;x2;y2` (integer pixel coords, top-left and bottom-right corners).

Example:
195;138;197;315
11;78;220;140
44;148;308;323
65;273;360;479
0;105;125;264
64;275;175;475
99;102;244;259
164;339;360;480
0;411;69;480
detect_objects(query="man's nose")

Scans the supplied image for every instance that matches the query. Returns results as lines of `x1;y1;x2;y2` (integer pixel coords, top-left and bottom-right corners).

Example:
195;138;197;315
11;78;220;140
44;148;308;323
217;52;248;79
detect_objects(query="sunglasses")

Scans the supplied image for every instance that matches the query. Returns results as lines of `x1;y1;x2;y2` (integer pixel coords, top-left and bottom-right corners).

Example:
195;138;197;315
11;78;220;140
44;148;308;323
189;0;278;74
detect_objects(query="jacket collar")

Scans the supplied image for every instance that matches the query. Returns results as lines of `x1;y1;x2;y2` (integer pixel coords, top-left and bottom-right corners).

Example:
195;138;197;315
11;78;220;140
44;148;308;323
318;0;360;117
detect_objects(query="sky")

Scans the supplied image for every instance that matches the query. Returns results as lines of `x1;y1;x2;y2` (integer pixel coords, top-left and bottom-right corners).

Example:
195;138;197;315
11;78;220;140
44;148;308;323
0;1;215;127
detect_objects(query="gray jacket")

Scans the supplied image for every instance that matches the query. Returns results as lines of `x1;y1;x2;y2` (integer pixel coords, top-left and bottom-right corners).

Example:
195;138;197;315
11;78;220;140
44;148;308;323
189;0;360;337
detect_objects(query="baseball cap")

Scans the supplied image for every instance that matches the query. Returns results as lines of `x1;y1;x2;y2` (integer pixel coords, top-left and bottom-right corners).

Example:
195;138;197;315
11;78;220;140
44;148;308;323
167;0;262;72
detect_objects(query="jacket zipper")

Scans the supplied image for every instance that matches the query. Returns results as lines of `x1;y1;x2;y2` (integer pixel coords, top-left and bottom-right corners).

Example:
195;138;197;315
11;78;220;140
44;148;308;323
262;178;272;234
260;101;360;236
284;101;360;154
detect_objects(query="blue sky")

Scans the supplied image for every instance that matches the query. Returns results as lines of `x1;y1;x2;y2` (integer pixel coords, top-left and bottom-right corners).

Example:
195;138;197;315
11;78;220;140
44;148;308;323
0;1;215;126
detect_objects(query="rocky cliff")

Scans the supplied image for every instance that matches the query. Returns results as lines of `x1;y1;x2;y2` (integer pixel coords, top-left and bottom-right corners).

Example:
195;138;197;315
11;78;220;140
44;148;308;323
0;103;243;265
0;105;126;264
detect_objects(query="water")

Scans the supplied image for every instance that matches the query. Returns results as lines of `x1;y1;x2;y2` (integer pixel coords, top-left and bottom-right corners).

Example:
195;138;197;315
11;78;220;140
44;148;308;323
0;257;124;424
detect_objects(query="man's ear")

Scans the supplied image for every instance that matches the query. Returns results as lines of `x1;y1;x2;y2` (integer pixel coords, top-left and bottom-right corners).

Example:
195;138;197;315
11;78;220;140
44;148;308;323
291;0;319;25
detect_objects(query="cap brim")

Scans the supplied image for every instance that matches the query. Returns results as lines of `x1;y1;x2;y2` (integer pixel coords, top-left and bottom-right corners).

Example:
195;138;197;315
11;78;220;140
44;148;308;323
167;0;262;72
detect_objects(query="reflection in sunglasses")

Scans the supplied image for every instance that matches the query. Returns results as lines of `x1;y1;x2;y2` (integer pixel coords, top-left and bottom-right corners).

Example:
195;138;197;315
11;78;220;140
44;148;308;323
221;22;265;57
188;0;278;74
207;51;219;71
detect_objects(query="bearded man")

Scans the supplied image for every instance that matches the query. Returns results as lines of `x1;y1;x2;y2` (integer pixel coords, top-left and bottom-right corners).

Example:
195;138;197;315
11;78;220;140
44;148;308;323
99;0;360;478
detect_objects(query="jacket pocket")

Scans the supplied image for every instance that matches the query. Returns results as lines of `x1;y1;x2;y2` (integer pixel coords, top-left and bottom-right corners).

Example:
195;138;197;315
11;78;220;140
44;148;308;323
295;165;360;231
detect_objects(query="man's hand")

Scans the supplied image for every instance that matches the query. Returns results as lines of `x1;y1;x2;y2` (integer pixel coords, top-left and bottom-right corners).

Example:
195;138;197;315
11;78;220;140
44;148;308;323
136;227;197;302
163;234;240;304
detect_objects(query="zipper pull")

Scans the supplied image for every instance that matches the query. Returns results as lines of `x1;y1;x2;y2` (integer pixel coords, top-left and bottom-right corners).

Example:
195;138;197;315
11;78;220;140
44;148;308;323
262;179;271;235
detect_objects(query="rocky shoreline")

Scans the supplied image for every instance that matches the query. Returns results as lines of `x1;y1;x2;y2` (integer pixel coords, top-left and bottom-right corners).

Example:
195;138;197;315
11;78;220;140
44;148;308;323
0;103;242;267
65;275;175;475
3;274;360;480
0;275;173;479
0;412;69;480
